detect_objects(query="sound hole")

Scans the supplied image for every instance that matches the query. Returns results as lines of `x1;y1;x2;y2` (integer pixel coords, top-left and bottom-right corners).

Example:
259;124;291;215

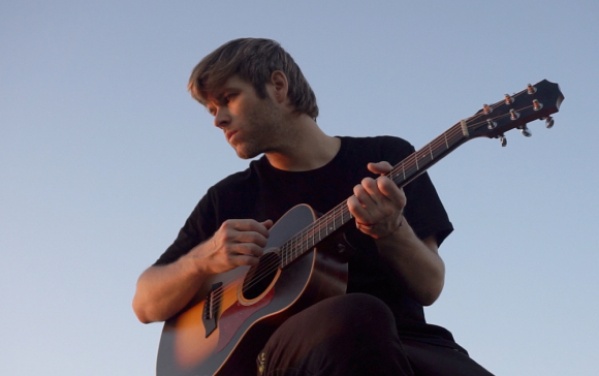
242;252;280;300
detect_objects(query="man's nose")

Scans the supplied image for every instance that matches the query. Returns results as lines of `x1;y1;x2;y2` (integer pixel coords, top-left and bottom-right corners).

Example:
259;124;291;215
214;107;231;129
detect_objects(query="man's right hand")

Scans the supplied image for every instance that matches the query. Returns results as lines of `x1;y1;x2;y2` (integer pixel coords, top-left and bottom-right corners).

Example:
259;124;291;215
133;218;273;323
189;219;274;276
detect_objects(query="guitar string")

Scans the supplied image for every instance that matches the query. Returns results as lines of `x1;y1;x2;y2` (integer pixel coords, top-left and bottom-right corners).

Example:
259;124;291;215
239;84;549;294
207;111;508;303
207;99;540;304
204;123;468;302
206;106;519;302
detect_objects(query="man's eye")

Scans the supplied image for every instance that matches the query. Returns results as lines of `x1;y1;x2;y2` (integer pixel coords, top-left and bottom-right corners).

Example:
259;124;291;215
223;93;236;103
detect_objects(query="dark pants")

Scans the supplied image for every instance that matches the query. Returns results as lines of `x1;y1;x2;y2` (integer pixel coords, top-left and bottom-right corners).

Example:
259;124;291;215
257;294;493;376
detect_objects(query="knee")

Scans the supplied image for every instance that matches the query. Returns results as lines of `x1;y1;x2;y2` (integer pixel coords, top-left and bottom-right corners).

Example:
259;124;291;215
325;293;397;335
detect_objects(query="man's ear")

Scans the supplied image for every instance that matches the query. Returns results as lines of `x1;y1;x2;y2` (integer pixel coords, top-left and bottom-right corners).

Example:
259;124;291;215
270;70;288;103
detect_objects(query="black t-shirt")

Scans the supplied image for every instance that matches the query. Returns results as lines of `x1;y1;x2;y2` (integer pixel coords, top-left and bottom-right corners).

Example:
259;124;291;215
155;136;457;345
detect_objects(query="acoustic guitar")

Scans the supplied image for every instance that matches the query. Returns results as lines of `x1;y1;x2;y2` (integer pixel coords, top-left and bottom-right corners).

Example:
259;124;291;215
156;80;564;376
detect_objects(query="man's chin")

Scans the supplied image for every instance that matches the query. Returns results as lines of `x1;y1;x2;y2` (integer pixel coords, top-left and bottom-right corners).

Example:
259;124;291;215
233;146;260;160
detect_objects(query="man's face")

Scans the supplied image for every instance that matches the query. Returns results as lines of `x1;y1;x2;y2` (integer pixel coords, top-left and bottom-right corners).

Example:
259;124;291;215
205;76;287;159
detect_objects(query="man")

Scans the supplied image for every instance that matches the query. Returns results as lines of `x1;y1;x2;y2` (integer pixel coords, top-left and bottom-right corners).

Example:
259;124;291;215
133;38;493;375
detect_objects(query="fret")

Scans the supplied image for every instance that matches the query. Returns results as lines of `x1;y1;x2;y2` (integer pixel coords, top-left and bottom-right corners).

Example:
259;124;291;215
337;206;346;227
302;229;310;251
443;131;449;150
319;220;326;242
290;235;300;263
415;149;432;169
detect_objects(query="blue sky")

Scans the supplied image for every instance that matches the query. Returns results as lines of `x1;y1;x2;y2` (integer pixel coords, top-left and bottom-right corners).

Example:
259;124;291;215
1;1;597;375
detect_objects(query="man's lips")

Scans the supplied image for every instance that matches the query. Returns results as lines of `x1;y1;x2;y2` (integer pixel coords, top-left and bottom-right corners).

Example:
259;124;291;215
225;130;237;142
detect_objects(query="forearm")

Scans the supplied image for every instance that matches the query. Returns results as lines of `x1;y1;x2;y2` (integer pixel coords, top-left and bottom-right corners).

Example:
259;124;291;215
132;219;272;323
132;250;207;323
376;218;445;306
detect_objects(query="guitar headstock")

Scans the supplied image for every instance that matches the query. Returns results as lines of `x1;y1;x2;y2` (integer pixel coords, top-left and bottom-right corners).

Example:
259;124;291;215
465;80;564;146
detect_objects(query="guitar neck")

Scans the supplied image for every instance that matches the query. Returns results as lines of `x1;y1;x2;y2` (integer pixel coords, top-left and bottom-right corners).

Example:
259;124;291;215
279;79;564;268
280;122;469;268
387;121;469;187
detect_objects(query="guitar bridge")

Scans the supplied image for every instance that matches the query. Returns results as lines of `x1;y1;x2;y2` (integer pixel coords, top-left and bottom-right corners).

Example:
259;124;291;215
202;282;223;338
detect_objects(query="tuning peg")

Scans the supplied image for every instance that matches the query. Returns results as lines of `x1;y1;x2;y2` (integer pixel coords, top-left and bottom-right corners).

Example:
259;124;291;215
510;109;520;121
519;125;532;137
527;83;537;94
499;134;507;147
544;116;555;128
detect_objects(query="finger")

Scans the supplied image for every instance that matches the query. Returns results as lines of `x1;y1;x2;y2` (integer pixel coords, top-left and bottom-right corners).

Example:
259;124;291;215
361;177;381;196
222;219;271;239
231;243;265;258
347;195;366;218
347;195;374;225
376;177;403;201
229;252;261;267
261;219;274;230
241;219;272;236
354;178;382;204
229;229;269;249
352;184;374;212
368;176;400;199
367;161;393;175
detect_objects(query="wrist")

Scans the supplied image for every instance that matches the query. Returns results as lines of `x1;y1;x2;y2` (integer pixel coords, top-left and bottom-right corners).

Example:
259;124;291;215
380;213;404;239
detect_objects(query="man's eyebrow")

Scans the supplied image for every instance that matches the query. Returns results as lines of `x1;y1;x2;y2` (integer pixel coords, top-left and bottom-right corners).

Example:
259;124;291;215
203;89;224;103
216;86;241;101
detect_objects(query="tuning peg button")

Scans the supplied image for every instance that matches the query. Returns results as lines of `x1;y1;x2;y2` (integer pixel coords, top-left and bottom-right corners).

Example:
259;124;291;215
545;116;555;128
499;134;507;147
519;125;532;137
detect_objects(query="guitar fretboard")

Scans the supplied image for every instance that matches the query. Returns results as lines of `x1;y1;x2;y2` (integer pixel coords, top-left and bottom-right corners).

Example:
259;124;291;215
278;79;564;269
279;121;470;268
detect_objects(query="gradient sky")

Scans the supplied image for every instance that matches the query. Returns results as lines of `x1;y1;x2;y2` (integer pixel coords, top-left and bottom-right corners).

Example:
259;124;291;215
1;1;598;375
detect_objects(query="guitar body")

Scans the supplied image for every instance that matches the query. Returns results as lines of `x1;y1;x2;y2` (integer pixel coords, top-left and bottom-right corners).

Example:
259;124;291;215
156;204;349;376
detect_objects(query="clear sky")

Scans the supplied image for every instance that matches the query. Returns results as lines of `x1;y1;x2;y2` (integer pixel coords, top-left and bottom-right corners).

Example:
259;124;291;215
1;1;597;375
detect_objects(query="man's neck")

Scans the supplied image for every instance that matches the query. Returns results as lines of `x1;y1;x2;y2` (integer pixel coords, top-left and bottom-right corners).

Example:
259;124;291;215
265;118;341;172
